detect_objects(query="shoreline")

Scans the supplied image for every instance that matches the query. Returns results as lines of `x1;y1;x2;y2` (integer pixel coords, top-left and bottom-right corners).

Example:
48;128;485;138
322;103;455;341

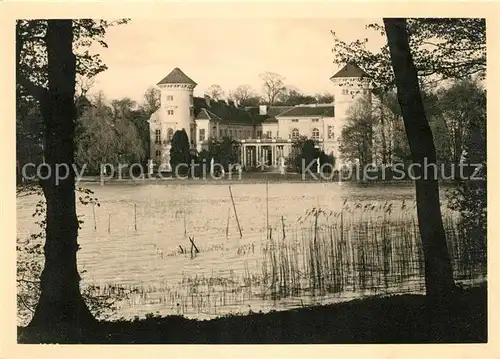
18;283;487;344
16;174;463;187
74;175;460;187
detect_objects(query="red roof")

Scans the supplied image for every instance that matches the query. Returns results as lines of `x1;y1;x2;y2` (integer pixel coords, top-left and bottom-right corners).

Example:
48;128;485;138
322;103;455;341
330;62;369;79
157;67;197;86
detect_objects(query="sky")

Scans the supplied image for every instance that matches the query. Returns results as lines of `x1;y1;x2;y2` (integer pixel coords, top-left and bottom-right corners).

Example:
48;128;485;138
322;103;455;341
90;18;384;103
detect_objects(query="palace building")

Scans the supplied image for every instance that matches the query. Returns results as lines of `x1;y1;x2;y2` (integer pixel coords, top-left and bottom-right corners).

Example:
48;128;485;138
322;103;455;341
148;63;372;170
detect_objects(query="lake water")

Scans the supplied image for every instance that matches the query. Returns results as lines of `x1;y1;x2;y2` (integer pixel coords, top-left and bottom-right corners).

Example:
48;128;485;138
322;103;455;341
18;180;480;321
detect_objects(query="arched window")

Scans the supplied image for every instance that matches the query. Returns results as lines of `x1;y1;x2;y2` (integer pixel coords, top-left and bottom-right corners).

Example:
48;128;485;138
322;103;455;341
155;129;161;144
291;128;300;139
155;150;161;158
312;128;320;140
167;128;174;141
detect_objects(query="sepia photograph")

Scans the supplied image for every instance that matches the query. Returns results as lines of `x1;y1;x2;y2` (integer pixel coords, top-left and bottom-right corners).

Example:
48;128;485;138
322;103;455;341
4;3;494;354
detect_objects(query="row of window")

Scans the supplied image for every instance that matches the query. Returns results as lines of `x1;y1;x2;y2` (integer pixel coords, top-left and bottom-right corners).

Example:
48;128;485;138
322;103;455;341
341;88;370;95
157;125;335;144
163;94;194;104
199;127;254;141
160;108;195;117
291;128;319;139
196;127;335;141
290;126;335;140
291;118;320;123
154;128;174;144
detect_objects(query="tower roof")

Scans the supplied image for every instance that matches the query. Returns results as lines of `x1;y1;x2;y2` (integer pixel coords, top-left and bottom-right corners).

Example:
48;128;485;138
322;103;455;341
157;67;197;86
330;62;369;79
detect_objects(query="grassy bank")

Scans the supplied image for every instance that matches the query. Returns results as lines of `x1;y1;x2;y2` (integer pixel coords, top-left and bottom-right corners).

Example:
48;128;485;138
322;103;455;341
18;284;486;344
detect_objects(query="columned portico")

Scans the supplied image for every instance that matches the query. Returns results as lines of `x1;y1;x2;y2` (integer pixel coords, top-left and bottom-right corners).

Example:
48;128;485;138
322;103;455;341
240;139;295;170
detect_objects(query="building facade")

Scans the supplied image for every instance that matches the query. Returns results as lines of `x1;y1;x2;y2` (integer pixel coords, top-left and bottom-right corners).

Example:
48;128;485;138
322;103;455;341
149;63;373;170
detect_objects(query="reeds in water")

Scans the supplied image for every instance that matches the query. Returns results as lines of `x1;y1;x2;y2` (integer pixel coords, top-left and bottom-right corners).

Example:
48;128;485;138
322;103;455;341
84;200;486;319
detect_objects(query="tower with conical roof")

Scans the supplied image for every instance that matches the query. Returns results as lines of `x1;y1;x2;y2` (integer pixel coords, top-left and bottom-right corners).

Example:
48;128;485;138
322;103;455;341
330;62;372;120
329;62;372;168
148;68;197;170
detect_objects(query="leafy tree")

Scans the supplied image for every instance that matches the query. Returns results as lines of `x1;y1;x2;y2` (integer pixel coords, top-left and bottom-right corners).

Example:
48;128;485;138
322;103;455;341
141;86;161;114
339;98;375;169
448;87;486;264
205;84;225;101
319;151;336;172
207;136;240;172
170;129;191;176
260;72;286;105
229;85;261;107
286;137;324;174
75;93;145;175
332;18;485;91
16;19;128;333
384;18;455;302
299;139;320;174
314;92;334;104
276;87;316;106
436;80;485;165
428;115;452;165
16;87;44;174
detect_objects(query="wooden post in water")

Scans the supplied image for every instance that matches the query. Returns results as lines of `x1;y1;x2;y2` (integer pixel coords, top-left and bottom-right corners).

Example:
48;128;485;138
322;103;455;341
134;203;137;232
281;215;286;240
189;236;200;253
226;207;230;238
228;185;242;238
183;210;187;237
340;210;344;242
92;203;97;231
314;209;318;247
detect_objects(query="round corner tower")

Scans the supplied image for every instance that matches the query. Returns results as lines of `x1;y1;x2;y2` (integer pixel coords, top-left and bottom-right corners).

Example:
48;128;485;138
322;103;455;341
149;68;197;169
157;67;197;143
329;62;372;167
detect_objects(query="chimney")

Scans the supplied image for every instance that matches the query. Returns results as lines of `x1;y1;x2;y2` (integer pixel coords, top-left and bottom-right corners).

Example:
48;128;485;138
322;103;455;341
259;105;267;115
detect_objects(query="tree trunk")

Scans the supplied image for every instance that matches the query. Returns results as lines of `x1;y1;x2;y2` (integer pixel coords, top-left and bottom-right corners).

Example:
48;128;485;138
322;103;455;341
383;18;455;303
28;20;96;335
